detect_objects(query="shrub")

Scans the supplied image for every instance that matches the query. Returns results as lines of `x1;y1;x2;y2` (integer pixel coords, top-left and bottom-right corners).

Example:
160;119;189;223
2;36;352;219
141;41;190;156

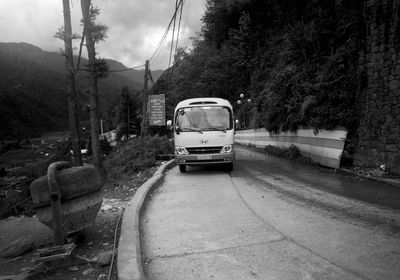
287;144;300;159
264;144;300;160
104;136;174;177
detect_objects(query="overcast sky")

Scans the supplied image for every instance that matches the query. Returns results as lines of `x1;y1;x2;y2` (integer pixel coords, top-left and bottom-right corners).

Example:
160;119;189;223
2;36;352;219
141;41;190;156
0;0;206;70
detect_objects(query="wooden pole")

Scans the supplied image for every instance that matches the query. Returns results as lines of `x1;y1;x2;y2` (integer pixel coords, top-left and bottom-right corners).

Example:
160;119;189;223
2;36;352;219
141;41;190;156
80;0;105;178
62;0;82;166
141;60;149;137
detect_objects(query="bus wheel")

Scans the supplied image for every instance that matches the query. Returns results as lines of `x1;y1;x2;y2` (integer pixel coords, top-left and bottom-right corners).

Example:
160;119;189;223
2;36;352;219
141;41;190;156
179;164;186;173
224;162;233;172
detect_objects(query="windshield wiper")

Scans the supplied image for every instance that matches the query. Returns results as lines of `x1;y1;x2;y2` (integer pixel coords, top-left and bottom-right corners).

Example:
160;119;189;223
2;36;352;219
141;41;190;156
183;128;203;134
204;127;227;133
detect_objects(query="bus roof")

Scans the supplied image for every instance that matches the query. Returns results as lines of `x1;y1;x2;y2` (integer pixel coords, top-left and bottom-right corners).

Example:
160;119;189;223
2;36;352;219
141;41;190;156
175;97;232;111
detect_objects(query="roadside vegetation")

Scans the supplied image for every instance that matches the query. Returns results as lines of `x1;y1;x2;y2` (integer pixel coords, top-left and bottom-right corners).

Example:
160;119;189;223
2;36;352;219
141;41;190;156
154;0;364;134
104;136;174;178
243;143;315;166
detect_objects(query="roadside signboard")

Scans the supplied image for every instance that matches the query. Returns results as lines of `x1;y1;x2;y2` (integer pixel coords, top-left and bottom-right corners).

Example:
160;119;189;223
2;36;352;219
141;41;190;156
148;94;166;126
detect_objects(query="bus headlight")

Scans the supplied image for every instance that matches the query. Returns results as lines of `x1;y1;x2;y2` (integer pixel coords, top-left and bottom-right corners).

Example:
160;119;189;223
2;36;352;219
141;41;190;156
220;144;233;153
176;147;189;155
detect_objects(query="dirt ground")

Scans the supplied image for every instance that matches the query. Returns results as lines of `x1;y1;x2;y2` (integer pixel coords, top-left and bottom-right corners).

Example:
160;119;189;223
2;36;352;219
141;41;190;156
0;166;158;280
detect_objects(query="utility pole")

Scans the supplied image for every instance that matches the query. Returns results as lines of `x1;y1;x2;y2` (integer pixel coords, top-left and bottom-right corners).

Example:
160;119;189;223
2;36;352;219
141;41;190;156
141;60;149;137
62;0;82;166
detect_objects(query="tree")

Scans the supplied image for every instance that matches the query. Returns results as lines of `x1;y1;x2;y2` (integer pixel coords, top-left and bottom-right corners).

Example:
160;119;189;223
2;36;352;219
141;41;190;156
80;0;108;178
56;0;83;166
115;87;130;143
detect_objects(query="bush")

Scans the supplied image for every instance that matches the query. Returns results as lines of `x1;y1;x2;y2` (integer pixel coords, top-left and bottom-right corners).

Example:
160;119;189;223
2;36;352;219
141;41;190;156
287;144;300;159
264;144;300;160
104;136;174;177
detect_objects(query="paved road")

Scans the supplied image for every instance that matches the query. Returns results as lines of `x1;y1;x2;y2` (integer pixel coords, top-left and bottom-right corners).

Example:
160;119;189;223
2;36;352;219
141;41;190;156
140;147;400;280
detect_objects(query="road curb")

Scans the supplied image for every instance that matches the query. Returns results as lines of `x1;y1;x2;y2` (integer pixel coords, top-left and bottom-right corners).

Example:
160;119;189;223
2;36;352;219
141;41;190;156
339;168;400;188
240;144;400;189
117;159;176;280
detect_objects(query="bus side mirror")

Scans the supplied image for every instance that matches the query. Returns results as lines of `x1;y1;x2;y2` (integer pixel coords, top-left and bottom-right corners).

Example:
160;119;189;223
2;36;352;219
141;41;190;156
175;126;180;134
166;120;173;131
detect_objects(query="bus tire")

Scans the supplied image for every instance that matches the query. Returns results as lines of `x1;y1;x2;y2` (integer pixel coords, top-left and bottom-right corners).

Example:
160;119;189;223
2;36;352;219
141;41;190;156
179;164;186;173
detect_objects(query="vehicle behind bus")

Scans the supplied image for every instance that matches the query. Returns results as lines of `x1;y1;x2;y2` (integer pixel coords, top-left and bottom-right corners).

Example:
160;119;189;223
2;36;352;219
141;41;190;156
173;97;235;173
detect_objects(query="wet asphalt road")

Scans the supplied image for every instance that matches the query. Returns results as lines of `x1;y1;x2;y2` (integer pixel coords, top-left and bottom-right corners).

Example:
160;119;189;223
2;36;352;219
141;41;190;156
141;146;400;280
234;147;400;210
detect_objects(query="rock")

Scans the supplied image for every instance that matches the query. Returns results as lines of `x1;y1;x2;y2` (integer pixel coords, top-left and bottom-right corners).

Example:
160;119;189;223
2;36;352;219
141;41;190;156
0;237;34;258
101;204;113;211
82;268;95;276
96;250;114;266
68;266;79;272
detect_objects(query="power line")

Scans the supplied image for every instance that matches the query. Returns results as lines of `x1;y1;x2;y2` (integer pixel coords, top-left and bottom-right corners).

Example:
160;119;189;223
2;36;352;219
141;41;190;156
108;0;184;73
175;0;184;57
148;0;184;63
148;24;171;62
108;64;146;72
168;0;179;68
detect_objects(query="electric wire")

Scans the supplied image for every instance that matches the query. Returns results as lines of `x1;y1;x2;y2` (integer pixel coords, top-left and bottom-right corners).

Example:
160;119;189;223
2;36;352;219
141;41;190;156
108;64;146;72
174;0;184;57
152;0;183;62
100;1;184;74
148;26;171;62
168;0;179;68
148;0;183;63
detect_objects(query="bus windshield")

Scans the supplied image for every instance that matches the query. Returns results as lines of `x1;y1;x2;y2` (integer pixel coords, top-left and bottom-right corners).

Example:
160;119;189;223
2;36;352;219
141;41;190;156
176;106;232;132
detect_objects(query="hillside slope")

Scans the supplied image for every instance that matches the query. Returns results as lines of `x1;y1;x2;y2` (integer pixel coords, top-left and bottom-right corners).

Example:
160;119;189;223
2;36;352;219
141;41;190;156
0;42;159;140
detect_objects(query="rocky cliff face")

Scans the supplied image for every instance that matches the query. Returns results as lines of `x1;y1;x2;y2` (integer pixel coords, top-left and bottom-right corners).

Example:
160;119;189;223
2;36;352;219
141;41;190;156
355;0;400;173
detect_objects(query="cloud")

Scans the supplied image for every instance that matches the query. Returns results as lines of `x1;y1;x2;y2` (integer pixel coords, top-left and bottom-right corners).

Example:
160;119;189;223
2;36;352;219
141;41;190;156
0;0;206;70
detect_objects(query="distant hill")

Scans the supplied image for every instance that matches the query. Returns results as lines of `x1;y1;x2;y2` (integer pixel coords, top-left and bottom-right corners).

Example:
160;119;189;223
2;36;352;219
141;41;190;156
0;42;163;140
105;59;163;85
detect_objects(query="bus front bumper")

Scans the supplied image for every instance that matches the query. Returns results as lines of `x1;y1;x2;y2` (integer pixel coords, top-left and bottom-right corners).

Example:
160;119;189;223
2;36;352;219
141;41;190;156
175;151;235;165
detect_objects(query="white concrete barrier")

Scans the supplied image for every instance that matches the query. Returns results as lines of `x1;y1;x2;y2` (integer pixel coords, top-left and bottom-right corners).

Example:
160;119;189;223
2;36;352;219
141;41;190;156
235;128;348;169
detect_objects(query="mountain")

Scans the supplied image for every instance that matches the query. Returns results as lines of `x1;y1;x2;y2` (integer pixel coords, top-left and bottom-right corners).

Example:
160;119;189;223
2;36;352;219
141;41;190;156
105;59;164;85
0;42;163;140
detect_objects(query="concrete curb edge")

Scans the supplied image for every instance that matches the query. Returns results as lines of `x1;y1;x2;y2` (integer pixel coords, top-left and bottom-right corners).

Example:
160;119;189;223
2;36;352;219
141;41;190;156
339;168;400;188
117;159;176;280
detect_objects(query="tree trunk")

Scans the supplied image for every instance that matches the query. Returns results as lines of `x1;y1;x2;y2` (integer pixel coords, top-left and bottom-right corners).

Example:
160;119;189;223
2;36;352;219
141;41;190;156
62;0;82;166
80;0;106;178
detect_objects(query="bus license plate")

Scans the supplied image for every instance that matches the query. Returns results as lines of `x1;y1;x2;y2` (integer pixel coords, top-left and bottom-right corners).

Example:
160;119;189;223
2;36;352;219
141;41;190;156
198;155;212;160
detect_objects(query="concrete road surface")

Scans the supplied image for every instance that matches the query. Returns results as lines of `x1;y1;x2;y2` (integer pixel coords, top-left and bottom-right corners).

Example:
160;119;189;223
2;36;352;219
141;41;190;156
140;146;400;280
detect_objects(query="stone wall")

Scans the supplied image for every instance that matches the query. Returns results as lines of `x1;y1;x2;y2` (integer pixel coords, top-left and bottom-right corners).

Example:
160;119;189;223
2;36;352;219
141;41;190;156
355;0;400;173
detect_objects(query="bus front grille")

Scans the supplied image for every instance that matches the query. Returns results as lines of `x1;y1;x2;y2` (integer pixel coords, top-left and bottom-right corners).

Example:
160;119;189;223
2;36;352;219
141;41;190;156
186;146;223;154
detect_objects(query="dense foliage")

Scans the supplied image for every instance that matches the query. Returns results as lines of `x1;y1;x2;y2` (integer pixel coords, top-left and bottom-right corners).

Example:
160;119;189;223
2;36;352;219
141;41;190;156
154;0;365;132
104;136;174;177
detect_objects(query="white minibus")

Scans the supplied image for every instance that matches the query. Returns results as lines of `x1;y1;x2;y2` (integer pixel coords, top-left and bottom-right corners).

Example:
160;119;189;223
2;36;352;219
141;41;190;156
173;97;235;173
